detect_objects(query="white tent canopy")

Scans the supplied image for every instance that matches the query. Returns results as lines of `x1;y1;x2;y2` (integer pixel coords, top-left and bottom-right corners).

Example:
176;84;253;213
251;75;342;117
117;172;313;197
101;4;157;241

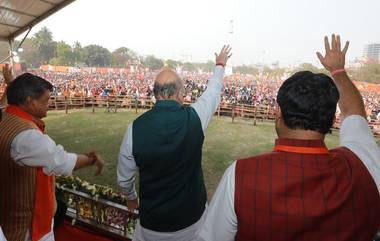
0;0;75;42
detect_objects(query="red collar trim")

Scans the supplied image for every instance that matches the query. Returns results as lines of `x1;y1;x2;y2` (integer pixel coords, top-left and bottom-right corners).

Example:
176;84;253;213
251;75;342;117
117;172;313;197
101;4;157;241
6;105;45;132
6;105;34;121
274;138;328;154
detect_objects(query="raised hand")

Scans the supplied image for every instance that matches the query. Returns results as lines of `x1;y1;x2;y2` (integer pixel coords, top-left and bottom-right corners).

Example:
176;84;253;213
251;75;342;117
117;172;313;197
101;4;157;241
2;63;13;85
215;45;232;67
317;34;366;119
316;34;349;72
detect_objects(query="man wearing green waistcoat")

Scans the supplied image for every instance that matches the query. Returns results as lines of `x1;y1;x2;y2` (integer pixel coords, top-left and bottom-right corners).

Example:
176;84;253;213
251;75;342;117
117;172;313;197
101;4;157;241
117;46;232;241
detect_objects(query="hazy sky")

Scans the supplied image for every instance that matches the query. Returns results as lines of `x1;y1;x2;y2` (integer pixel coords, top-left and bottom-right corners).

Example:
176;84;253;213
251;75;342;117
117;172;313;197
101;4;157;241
20;0;380;66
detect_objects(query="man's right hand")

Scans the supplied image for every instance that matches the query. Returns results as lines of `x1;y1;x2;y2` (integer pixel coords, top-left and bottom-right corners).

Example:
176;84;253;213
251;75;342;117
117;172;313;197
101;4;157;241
215;45;232;67
316;34;366;120
316;34;349;72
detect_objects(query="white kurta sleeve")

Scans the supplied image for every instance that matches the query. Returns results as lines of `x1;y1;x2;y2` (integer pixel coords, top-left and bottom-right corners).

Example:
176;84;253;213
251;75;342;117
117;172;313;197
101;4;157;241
117;123;138;200
10;129;77;176
339;115;380;194
191;66;224;132
198;161;237;241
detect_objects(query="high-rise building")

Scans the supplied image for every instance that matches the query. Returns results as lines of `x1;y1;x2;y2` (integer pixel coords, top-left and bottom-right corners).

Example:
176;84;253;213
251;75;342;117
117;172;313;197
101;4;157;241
363;43;380;61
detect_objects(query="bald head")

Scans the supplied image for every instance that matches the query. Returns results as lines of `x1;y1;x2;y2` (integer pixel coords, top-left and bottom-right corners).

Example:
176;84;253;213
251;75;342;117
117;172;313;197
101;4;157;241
153;69;183;102
155;69;180;85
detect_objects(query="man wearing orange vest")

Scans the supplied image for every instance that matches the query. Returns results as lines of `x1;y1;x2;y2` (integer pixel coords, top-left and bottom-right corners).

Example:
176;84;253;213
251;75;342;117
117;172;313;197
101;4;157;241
0;67;105;241
198;35;380;240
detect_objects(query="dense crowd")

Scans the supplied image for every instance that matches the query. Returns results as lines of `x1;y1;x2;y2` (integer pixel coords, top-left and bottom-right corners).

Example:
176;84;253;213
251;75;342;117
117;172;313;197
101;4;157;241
1;70;379;119
30;70;283;108
362;89;380;120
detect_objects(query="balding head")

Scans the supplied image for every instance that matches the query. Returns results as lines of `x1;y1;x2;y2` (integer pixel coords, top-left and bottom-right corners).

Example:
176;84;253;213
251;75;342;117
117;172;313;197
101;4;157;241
155;69;179;85
153;69;183;102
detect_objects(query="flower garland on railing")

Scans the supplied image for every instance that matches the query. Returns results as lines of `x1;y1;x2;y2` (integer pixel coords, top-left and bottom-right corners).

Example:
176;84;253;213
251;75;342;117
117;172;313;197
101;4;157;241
56;176;128;205
55;176;137;237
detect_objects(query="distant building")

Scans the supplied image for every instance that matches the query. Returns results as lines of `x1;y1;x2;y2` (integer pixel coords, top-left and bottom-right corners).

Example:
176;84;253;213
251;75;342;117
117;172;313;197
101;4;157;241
363;43;380;61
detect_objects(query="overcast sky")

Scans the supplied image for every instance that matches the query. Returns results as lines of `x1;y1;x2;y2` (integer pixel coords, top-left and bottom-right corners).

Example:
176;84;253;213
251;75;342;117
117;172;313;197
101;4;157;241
21;0;380;66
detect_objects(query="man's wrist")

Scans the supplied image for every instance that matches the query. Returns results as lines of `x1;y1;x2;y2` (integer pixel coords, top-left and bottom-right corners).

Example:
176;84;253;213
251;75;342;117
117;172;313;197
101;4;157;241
331;70;349;81
216;63;225;68
330;68;346;77
127;192;138;201
87;154;96;165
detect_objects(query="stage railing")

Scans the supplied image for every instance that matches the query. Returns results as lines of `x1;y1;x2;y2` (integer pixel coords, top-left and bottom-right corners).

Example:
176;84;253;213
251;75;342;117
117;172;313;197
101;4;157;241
56;176;138;240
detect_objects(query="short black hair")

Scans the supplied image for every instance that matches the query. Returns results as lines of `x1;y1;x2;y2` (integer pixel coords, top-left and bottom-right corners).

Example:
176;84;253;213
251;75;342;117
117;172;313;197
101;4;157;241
277;71;339;134
6;73;53;105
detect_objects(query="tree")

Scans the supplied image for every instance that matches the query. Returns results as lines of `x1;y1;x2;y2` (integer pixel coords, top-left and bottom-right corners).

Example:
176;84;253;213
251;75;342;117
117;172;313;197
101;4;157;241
111;47;137;67
233;65;259;75
83;45;111;67
33;27;55;64
165;59;180;70
351;62;380;84
19;38;41;68
73;41;85;66
292;63;328;75
50;41;74;66
267;67;286;78
197;60;214;72
0;39;40;68
144;55;164;70
182;62;196;72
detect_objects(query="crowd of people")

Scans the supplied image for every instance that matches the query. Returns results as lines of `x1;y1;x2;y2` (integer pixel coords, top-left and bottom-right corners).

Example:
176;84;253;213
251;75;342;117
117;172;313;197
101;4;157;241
1;65;380;120
362;88;380;120
32;68;380;119
1;70;377;111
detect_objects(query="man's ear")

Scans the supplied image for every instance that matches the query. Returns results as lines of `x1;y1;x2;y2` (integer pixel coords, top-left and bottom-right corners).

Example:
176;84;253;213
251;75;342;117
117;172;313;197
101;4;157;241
275;105;282;119
24;96;32;105
23;96;36;109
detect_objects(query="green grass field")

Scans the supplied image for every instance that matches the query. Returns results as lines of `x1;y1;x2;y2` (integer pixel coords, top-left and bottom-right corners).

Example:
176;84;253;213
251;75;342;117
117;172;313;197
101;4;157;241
45;108;365;198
